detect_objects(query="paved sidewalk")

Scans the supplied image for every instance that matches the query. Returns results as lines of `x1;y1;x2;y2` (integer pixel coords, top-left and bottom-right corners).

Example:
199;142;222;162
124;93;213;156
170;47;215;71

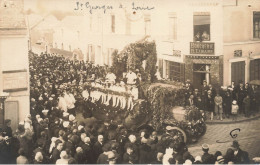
205;112;260;124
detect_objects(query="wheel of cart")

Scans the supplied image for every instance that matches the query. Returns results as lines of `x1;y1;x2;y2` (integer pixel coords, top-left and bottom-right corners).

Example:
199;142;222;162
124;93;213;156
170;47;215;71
165;125;187;143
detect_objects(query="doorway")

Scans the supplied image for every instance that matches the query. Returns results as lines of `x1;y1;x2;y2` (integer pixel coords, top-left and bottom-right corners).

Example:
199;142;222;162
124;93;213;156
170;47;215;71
193;64;210;90
231;61;245;84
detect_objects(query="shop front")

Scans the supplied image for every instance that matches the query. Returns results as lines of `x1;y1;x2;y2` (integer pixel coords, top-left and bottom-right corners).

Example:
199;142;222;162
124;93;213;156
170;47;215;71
185;42;223;90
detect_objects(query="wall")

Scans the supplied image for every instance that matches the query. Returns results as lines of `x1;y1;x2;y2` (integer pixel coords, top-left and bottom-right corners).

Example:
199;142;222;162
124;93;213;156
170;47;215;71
223;41;260;85
0;35;30;130
154;0;223;60
223;0;260;85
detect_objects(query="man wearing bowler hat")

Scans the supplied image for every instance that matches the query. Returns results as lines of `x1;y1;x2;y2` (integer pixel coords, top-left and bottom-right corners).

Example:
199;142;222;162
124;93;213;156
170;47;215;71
231;140;250;164
2;119;12;138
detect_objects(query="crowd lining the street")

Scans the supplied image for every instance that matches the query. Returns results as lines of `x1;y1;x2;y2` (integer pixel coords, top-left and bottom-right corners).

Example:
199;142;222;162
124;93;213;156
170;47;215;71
0;52;259;164
183;79;260;121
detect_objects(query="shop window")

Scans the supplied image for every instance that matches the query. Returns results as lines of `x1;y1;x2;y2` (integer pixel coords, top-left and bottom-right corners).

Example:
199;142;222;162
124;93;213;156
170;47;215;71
167;61;185;82
193;13;210;42
169;13;177;40
253;12;260;38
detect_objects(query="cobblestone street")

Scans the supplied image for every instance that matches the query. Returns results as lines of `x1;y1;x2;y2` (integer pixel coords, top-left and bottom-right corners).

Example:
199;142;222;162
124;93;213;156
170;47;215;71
188;118;260;160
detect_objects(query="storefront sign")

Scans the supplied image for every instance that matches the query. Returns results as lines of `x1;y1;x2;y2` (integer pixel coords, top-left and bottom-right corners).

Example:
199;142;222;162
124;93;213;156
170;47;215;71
2;70;28;92
190;42;214;55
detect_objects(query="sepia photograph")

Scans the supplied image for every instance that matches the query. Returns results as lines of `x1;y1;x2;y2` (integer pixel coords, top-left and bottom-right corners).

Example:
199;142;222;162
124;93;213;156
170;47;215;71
0;0;260;164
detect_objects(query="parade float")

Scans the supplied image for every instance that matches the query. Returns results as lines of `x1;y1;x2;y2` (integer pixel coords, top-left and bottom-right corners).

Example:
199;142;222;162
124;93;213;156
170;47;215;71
82;37;206;144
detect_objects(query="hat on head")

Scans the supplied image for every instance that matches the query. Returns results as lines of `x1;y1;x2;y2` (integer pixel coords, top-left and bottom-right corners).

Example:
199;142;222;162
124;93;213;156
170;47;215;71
231;140;239;148
4;136;10;141
42;109;49;115
217;156;225;163
183;159;192;165
76;147;83;153
195;156;202;162
78;125;84;131
63;121;70;128
107;151;116;160
38;118;43;124
202;143;209;150
36;115;40;119
63;112;69;117
69;115;75;121
232;100;237;104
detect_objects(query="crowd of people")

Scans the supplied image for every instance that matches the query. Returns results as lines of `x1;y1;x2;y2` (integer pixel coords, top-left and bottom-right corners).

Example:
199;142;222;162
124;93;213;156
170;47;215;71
183;79;260;121
0;52;258;164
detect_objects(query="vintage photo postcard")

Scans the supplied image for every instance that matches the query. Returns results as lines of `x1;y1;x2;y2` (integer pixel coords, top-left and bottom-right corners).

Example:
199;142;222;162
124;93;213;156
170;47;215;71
0;0;260;164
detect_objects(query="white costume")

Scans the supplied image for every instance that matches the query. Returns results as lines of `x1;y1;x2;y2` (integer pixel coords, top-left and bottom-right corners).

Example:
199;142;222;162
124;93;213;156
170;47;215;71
126;72;137;85
106;73;116;84
58;96;67;112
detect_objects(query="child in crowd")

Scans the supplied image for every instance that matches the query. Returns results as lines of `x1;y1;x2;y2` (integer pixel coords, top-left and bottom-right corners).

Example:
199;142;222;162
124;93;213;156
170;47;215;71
231;100;239;121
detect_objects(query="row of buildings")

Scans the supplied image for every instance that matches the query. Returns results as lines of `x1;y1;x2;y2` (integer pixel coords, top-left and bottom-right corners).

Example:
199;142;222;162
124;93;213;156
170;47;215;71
35;0;260;89
0;0;260;130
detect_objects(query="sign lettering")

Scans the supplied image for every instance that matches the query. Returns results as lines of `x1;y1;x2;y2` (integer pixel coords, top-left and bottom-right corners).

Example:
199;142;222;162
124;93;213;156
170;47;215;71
190;42;215;55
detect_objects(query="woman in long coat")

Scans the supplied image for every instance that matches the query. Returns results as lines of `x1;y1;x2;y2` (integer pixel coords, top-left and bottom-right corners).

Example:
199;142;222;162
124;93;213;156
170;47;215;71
205;90;214;120
223;91;232;118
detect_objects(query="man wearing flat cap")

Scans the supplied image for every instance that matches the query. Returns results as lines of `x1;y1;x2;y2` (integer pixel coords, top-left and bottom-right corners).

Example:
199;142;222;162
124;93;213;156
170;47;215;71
201;143;214;164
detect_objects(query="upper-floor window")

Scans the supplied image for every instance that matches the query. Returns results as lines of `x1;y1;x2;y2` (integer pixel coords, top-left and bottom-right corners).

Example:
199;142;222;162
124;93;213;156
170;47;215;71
111;15;115;33
253;11;260;38
144;14;151;35
169;13;177;40
193;12;210;42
